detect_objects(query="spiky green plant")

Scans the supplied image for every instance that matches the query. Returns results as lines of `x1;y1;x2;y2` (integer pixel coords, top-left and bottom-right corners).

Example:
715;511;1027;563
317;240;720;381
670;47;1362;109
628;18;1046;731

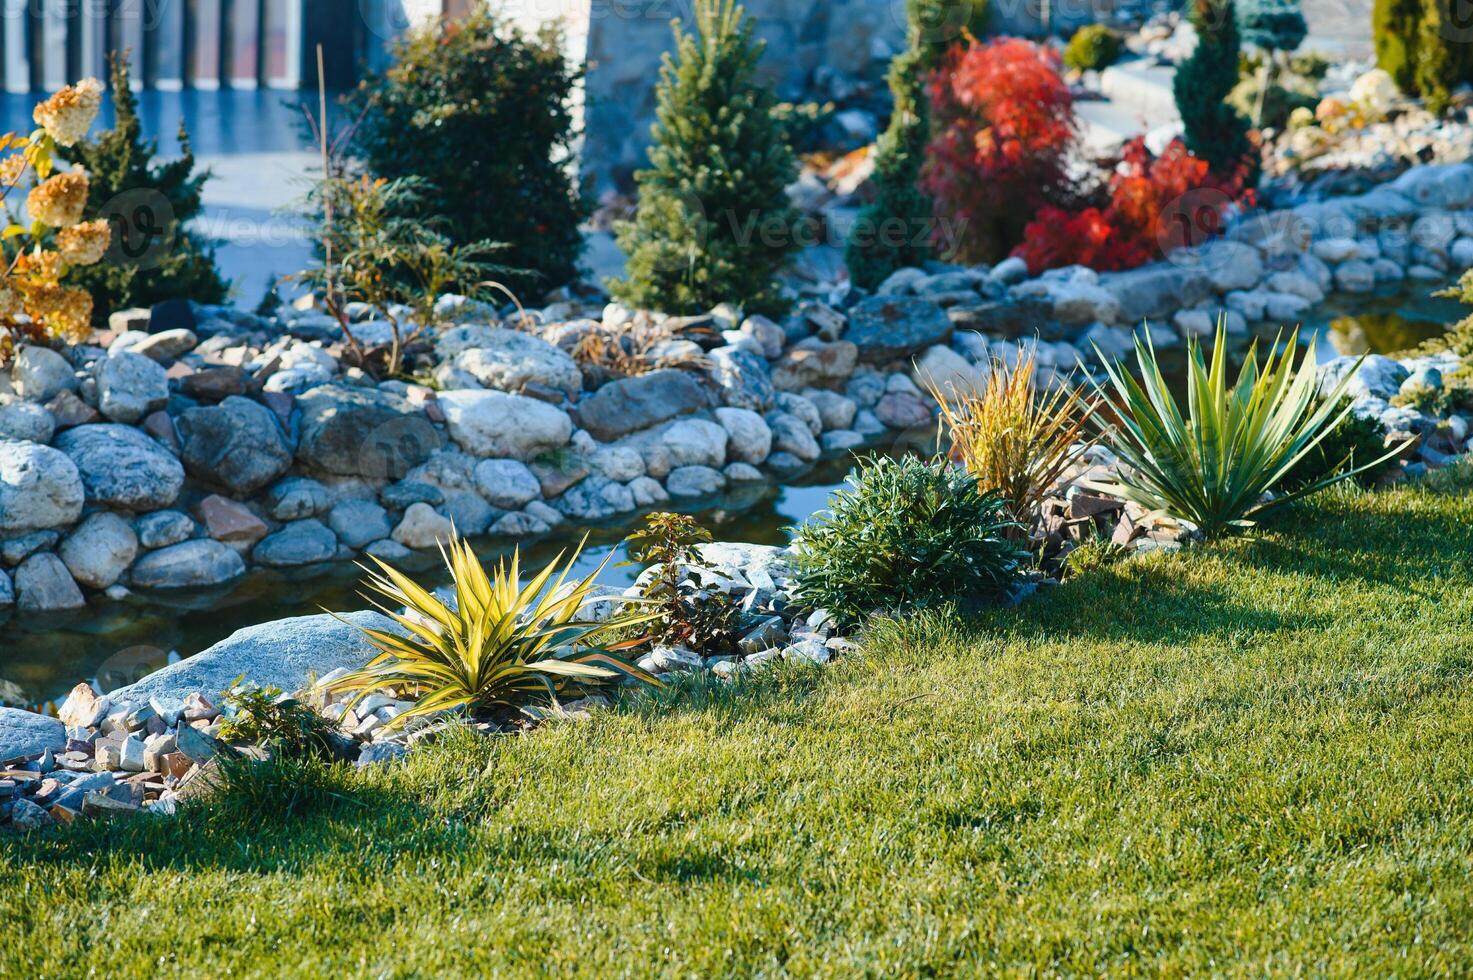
330;535;661;728
1086;323;1404;537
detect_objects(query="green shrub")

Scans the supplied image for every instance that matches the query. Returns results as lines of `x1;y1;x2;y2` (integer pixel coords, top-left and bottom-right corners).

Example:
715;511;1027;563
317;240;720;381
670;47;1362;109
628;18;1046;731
1174;0;1254;172
624;512;741;654
1237;0;1307;52
60;55;227;319
790;455;1025;627
1374;0;1473;113
610;0;799;317
1274;396;1396;491
1064;25;1123;73
1227;69;1319;129
1087;324;1400;537
844;0;988;288
218;683;342;760
346;11;586;294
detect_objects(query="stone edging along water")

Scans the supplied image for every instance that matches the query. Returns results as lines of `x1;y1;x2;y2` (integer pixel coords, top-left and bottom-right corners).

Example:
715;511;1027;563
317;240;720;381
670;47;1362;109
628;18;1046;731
1;162;1471;615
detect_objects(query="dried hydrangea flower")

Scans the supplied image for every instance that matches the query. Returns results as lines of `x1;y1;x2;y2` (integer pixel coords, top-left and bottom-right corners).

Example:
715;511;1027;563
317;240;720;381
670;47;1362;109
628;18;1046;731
57;219;111;266
0;153;27;187
26;170;89;228
32;78;103;148
23;282;92;341
14;249;66;280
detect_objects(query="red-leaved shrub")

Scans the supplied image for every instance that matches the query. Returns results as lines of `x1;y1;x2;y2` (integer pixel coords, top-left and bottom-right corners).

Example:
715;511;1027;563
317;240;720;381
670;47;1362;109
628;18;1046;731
1012;137;1256;274
921;37;1078;264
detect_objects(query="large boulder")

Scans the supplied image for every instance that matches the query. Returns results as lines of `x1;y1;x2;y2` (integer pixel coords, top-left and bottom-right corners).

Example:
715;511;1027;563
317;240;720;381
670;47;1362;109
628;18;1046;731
0;707;66;763
0;440;84;533
844;296;952;360
59;512;139;589
708;347;775;411
0;396;55;443
296;384;436;480
573;369;710;441
177;396;293;495
96;350;169;423
1099;265;1213;323
55;424;184;511
129;539;246;590
450;328;582;397
473;458;543;510
1388;163;1473;210
714;407;772;464
438;390;573;460
107;611;397;705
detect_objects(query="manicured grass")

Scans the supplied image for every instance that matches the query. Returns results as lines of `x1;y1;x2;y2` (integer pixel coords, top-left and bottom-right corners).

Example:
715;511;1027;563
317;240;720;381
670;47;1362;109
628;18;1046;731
6;474;1473;975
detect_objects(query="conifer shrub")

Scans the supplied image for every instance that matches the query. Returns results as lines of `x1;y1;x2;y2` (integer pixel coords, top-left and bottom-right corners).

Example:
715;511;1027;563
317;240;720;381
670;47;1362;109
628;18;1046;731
1374;0;1473;113
609;0;799;317
1174;0;1255;173
60;55;227;320
346;11;586;294
1064;25;1123;73
844;0;989;288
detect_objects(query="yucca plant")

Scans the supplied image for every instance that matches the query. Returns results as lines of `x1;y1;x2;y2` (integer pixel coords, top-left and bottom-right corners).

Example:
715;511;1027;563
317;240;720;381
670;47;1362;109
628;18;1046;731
329;535;661;729
930;347;1096;527
1086;322;1403;538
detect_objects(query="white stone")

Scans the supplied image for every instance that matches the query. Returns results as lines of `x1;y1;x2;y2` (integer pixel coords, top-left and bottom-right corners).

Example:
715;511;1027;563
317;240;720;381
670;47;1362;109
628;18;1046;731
714;407;772;464
472;458;543;509
11;346;75;402
438;390;573;460
590;446;645;482
392;502;455;549
1334;260;1376;293
0;440;84;533
627;475;669;506
59;512;139;589
1312;238;1361;263
661;418;728;469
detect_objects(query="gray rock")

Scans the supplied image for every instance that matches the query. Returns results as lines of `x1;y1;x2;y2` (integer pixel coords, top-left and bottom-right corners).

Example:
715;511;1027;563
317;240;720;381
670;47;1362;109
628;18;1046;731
380;480;443;510
253;519;339;567
1192;240;1265;292
553;475;636;521
109;611;397;704
771;339;859;391
802;390;858;431
97;351;169;423
739;315;786;358
392;502;454;549
134;510;195;549
1388;163;1473;209
59;512;139;589
714;407;772;464
128;327;198;362
451;329;582;397
1319;355;1409;401
661;418;728;469
296;384;434;479
589;446;645;482
774;392;822;436
439;490;496;536
55;424;184;511
266;476;330;520
0;396;55;443
1334;260;1376;293
473;458;543;509
438;389;573;460
1;530;59;566
1099;265;1212;322
0;440;84;533
11;346;75;402
666;464;727;498
874;391;932;429
490;510;551;537
844;296;952;360
768;412;821;462
723;461;764;483
0;707;65;763
129;539;246;590
709;347;775;411
628;475;669;506
820;429;865;452
327;500;393;549
177;396;293;495
363;538;412;562
0;568;11;605
574;369;710;441
15;552;86;610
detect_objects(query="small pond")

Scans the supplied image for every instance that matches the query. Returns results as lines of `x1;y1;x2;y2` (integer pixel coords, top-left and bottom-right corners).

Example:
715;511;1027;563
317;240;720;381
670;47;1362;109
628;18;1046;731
2;284;1464;712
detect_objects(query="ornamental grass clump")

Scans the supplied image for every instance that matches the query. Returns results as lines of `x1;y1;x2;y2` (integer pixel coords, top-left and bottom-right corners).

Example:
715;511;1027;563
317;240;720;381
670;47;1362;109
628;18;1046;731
790;455;1025;628
0;77;109;360
930;346;1095;527
1086;322;1404;538
329;534;661;729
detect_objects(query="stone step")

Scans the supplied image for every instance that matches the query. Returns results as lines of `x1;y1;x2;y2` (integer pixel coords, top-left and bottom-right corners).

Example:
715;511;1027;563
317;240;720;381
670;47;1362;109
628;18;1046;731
1098;59;1182;126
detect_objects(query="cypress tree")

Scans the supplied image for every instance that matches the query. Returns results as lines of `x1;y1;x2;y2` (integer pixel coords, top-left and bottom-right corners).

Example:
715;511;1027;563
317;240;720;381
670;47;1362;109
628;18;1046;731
609;0;799;317
845;0;988;289
60;54;227;319
1174;0;1253;172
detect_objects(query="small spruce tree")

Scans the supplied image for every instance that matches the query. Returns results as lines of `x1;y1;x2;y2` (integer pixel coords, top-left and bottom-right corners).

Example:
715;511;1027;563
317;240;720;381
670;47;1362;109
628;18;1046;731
1174;0;1254;173
610;0;799;317
845;0;989;289
60;54;227;320
1237;0;1308;125
1374;0;1473;114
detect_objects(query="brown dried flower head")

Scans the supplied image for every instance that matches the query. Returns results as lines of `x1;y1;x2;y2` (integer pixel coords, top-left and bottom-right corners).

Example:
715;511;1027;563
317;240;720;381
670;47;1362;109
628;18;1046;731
57;219;111;267
23;282;93;341
32;78;103;148
0;153;27;188
26;171;89;228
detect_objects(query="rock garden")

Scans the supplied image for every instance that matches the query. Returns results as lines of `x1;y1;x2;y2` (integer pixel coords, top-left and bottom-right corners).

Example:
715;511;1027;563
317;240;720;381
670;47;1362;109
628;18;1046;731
5;0;1473;971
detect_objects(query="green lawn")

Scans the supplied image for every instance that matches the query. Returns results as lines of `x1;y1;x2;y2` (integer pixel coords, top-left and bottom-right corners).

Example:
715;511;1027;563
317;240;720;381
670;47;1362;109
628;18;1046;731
6;473;1473;975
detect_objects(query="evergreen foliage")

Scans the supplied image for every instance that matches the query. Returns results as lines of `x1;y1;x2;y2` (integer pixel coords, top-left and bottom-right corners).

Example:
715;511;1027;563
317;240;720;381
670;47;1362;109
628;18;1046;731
609;0;799;316
1173;0;1254;172
59;55;227;319
844;0;989;288
1373;0;1473;113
